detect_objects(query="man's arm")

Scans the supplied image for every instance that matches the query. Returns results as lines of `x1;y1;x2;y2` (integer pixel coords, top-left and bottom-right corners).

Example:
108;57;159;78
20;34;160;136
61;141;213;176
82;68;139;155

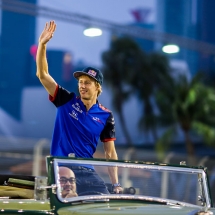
103;141;123;193
36;20;57;97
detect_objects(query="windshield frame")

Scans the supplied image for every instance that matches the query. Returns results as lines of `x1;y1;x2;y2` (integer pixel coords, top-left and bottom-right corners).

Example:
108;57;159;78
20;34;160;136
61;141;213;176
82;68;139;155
53;158;211;208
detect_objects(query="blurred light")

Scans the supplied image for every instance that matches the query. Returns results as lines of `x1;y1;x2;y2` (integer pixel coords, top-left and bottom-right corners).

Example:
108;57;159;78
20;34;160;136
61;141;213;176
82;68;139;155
30;44;38;60
83;27;102;37
162;44;180;54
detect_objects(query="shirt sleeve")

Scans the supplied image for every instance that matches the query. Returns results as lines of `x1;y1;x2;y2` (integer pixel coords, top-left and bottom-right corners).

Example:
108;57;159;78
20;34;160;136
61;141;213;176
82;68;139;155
49;85;75;107
100;112;116;142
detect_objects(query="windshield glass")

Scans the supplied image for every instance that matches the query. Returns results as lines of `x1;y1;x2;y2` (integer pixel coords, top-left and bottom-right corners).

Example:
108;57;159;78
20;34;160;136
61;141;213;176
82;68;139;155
53;158;210;207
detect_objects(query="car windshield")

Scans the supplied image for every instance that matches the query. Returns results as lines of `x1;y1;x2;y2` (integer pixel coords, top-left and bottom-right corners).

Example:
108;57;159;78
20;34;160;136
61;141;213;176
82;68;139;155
53;158;211;207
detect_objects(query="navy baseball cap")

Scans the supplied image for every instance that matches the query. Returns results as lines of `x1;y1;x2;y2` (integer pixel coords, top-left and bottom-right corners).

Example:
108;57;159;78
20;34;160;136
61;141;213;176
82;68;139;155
73;67;103;86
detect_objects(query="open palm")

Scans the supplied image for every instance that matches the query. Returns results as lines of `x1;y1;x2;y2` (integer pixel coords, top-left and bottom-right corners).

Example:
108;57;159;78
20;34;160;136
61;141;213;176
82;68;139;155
39;20;56;44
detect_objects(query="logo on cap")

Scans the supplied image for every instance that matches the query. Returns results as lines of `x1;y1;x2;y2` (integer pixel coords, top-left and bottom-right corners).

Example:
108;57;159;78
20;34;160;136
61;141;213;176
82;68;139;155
88;69;97;77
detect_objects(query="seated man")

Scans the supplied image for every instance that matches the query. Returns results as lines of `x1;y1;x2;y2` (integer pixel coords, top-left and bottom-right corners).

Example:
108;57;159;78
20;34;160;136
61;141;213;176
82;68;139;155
69;165;109;195
59;166;78;198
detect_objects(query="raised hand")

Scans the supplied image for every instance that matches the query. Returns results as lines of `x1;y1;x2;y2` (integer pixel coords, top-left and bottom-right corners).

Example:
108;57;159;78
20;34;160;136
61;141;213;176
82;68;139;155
38;20;56;45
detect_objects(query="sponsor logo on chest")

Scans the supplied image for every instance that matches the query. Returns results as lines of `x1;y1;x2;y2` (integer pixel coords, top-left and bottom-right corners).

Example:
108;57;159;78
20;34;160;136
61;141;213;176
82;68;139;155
69;110;78;120
72;102;83;113
92;117;103;124
69;102;103;124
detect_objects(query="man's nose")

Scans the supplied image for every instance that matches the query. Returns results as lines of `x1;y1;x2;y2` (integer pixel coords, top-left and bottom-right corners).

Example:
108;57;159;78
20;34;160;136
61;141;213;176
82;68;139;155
64;180;71;185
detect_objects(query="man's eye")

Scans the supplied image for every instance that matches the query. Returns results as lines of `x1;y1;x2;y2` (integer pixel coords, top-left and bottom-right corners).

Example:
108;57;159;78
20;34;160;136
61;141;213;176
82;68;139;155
78;81;91;85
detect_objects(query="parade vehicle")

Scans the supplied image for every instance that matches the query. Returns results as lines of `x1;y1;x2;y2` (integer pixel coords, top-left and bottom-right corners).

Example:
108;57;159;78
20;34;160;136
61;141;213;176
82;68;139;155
0;156;214;215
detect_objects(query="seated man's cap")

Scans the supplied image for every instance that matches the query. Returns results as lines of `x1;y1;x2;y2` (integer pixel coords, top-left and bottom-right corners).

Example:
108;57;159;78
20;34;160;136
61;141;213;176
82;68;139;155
73;66;103;86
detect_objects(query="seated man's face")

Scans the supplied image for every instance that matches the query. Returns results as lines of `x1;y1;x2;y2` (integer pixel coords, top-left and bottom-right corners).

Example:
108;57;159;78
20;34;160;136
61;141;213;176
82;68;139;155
59;167;77;198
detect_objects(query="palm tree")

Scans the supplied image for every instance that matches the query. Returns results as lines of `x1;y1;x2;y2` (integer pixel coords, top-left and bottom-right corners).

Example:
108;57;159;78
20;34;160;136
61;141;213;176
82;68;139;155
102;37;171;145
155;73;215;164
128;52;171;142
102;37;144;146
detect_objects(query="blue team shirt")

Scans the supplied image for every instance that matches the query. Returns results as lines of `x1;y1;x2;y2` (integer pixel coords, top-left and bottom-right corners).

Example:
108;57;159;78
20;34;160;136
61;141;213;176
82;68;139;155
49;85;116;158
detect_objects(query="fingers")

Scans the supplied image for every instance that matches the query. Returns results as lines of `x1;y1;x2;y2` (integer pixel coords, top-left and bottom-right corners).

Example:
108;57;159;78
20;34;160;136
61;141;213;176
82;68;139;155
52;21;57;32
39;20;56;44
49;20;56;33
113;187;123;194
44;20;56;33
66;192;78;198
44;22;48;31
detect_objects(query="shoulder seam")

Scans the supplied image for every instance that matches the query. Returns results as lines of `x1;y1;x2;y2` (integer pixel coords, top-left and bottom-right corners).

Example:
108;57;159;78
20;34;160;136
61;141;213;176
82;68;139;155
98;103;111;112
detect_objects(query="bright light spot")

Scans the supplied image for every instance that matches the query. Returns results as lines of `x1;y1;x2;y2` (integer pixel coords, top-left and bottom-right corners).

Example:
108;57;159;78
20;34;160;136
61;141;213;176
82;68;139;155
83;27;102;37
170;206;181;209
162;44;180;54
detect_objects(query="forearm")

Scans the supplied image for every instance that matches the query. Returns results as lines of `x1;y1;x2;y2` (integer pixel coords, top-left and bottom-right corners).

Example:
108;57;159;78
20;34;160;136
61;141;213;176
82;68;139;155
108;166;118;184
105;148;119;184
36;43;49;79
36;43;57;96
